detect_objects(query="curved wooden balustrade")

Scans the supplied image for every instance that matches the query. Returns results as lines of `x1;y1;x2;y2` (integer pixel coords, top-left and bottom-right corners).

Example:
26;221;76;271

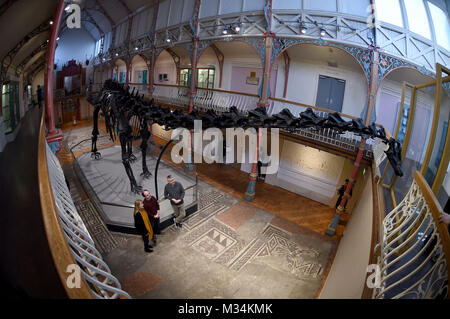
373;171;450;299
38;109;131;299
38;110;94;299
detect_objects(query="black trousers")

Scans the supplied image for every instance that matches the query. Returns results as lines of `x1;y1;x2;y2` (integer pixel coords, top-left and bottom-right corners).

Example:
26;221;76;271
150;218;160;239
142;234;151;250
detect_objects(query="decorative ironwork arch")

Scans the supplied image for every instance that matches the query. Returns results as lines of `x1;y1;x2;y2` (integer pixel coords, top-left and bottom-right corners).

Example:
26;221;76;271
271;37;373;88
196;37;266;67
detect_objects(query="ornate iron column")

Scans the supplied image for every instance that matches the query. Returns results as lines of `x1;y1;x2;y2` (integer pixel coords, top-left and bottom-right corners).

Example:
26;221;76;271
147;0;159;98
45;0;65;151
326;48;380;236
188;0;201;112
245;0;273;202
184;0;202;173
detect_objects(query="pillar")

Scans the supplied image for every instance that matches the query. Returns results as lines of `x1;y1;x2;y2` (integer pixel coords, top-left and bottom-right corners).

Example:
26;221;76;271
326;50;380;236
45;0;64;151
126;60;131;86
188;41;199;112
244;128;261;201
245;0;273;201
147;0;159;99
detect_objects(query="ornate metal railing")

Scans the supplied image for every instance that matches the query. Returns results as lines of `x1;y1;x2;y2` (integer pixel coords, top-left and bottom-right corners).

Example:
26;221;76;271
194;88;260;114
45;142;131;299
39;106;131;299
153;84;190;107
268;97;375;156
374;171;450;299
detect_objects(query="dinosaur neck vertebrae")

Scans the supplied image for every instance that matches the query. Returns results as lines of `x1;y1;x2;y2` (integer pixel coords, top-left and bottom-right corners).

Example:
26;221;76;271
88;80;403;193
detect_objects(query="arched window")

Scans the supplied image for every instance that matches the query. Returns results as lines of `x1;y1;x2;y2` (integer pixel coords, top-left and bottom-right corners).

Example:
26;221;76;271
375;0;404;27
428;2;450;51
404;0;432;39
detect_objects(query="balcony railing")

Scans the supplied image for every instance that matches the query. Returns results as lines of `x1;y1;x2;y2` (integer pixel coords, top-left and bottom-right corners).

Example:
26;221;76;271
373;171;450;299
153;84;190;107
38;111;131;299
194;88;260;114
268;97;376;157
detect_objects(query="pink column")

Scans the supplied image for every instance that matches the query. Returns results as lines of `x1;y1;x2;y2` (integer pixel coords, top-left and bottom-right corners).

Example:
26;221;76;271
45;0;65;136
326;50;380;236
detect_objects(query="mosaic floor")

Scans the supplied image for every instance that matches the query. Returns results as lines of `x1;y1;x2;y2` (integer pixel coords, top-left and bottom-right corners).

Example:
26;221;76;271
104;185;337;299
60;121;339;299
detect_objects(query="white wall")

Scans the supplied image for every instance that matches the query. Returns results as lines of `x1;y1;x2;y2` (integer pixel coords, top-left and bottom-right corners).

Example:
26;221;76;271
274;58;368;118
55;29;96;69
319;170;373;299
265;140;346;205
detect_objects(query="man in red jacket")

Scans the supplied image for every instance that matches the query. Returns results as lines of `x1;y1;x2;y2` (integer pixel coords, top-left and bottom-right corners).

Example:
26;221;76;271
142;189;160;245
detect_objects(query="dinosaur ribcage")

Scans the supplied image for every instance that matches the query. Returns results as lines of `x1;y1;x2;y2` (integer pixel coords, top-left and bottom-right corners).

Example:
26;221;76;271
129;114;142;140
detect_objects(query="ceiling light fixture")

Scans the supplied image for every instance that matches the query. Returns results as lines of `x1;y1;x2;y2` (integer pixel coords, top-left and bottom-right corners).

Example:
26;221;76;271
233;25;240;32
300;24;307;34
320;28;326;37
166;37;172;43
222;28;229;35
49;21;54;25
65;5;71;12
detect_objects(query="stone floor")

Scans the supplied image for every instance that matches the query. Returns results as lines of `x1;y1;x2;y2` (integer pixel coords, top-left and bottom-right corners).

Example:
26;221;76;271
103;183;337;299
58;119;340;299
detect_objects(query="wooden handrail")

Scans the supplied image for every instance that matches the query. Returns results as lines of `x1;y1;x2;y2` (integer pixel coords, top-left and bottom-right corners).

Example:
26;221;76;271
196;86;260;98
153;83;188;88
38;109;93;299
362;164;384;299
414;171;450;285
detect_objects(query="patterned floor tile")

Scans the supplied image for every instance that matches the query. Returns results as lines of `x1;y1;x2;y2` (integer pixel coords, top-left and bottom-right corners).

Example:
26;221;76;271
181;218;246;267
119;272;163;298
229;225;328;280
215;201;258;230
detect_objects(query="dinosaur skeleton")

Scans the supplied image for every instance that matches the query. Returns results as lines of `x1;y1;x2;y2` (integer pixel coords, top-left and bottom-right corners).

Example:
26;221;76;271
87;80;404;194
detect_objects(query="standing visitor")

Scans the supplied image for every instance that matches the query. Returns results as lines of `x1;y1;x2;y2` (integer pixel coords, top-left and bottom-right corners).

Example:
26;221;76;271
164;175;185;229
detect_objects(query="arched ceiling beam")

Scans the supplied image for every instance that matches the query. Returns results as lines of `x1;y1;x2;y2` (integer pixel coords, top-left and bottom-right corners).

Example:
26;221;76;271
92;0;116;27
24;55;46;80
1;19;51;81
83;9;105;36
117;0;132;15
15;42;48;75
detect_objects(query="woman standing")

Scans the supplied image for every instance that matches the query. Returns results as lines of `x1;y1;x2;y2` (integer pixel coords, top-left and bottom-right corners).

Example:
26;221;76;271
134;200;154;253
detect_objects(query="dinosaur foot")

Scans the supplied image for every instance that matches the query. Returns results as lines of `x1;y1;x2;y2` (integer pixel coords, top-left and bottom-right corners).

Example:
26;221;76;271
131;184;143;194
129;154;138;163
91;152;102;160
140;171;152;179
